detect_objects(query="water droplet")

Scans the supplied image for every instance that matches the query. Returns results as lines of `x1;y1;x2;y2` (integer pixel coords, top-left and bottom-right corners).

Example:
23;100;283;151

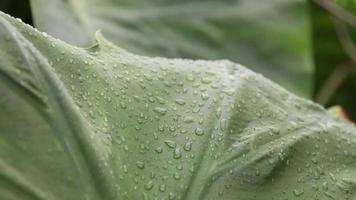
144;180;153;190
293;189;304;197
184;140;192;151
192;106;200;113
164;140;176;148
120;102;127;109
136;161;145;169
159;184;166;192
173;148;182;159
336;178;356;192
201;93;210;101
175;99;186;105
153;107;167;116
195;128;204;136
176;165;183;171
123;165;128;174
183;116;194;123
169;126;176;132
201;77;212;84
186;74;195;81
173;172;181;180
324;192;335;199
155;147;163;153
168;192;176;200
156;96;166;104
148;97;155;103
222;89;235;96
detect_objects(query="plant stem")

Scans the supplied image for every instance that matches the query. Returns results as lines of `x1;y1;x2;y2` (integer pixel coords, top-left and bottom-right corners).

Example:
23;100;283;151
313;0;356;105
315;62;353;105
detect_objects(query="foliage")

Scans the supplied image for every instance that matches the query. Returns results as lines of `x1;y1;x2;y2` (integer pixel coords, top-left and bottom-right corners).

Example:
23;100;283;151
0;1;356;200
29;0;313;97
311;0;356;120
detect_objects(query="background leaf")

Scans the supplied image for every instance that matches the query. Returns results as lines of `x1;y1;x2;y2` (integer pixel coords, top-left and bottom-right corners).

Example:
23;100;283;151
1;11;356;200
311;0;356;120
29;0;314;97
0;0;32;25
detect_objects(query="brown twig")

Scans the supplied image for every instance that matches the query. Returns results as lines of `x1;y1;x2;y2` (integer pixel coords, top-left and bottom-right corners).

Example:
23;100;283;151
315;62;354;105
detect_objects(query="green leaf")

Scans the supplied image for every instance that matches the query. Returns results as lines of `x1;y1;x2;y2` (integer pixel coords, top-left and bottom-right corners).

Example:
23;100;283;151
29;0;313;97
1;11;356;200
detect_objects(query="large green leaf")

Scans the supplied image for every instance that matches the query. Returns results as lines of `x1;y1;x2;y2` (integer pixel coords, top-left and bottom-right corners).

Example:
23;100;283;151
29;0;313;97
1;11;356;200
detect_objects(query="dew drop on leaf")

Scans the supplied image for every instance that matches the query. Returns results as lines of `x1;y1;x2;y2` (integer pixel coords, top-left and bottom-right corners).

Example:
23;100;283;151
175;99;186;105
155;147;163;153
153;107;167;116
168;192;176;200
144;180;153;190
173;172;181;180
120;102;127;109
173;148;182;159
293;189;304;197
136;161;145;169
164;140;176;148
201;77;212;84
201;93;210;101
159;184;166;192
183;140;192;151
195;127;204;136
183;116;194;123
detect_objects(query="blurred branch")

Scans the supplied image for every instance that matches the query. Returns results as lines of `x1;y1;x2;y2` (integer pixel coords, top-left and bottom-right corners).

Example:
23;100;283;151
315;62;354;105
313;0;356;28
313;0;356;105
331;17;356;63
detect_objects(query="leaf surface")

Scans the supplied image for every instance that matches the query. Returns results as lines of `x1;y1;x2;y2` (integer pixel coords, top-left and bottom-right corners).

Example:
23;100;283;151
0;11;356;200
29;0;313;97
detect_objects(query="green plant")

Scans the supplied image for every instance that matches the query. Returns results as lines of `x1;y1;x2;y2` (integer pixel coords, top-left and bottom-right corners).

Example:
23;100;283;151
1;10;356;200
29;0;313;98
1;1;356;200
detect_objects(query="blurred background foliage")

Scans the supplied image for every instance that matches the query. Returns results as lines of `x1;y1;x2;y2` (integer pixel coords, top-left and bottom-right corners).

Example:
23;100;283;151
0;0;32;25
311;0;356;121
27;0;313;98
0;0;355;121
